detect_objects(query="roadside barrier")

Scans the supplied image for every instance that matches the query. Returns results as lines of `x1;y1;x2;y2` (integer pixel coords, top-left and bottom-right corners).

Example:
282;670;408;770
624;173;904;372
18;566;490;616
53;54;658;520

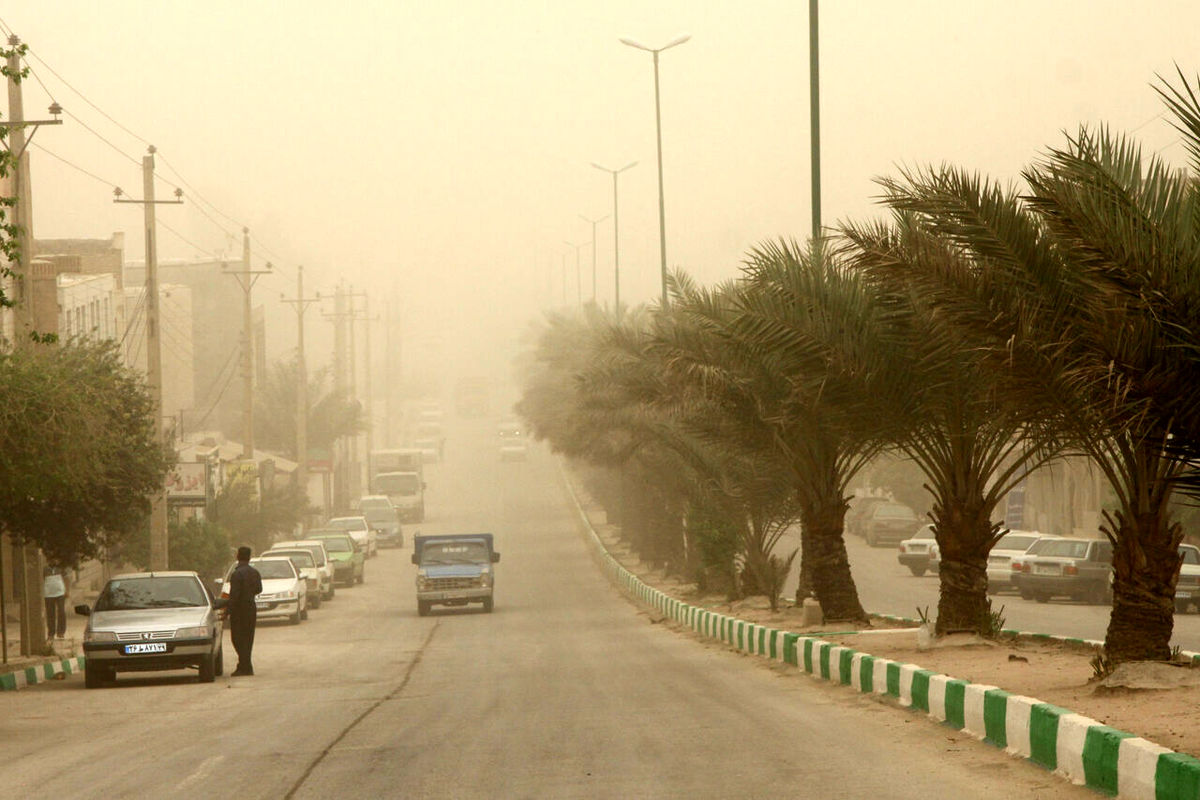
0;655;85;691
561;467;1200;800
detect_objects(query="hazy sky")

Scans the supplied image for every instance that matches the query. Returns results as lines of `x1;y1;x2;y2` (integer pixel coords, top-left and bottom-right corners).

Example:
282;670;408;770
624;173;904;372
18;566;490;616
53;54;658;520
5;1;1197;374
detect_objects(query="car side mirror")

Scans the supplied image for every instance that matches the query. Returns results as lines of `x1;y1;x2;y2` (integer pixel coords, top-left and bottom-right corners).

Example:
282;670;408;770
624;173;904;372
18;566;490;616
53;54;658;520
74;604;91;616
491;552;500;563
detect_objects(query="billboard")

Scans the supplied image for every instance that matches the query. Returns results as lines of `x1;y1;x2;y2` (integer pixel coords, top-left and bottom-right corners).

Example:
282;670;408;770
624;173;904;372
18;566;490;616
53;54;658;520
166;462;208;504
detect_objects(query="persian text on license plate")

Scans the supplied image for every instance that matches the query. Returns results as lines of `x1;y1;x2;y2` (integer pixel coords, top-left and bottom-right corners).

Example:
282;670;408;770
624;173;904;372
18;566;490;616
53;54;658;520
1033;564;1059;575
123;642;167;654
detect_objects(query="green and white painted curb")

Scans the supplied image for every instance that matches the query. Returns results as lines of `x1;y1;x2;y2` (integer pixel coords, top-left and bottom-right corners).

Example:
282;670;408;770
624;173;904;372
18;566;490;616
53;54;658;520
0;656;86;691
562;469;1200;799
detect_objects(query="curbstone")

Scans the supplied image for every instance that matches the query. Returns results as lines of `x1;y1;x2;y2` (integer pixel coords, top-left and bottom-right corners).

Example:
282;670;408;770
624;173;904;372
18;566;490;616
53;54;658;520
0;655;86;691
558;464;1199;800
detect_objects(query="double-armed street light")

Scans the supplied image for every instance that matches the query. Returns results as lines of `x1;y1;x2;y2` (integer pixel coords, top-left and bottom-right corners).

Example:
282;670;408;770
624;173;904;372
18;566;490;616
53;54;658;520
563;240;590;307
578;213;610;305
590;160;637;311
619;33;690;309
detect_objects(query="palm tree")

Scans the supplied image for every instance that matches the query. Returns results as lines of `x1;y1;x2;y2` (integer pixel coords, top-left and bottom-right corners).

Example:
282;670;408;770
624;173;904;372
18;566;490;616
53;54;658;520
254;357;366;462
869;110;1200;660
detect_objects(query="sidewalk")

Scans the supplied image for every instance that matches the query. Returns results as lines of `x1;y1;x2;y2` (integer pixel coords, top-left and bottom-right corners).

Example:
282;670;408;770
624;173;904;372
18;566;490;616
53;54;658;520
1;593;89;690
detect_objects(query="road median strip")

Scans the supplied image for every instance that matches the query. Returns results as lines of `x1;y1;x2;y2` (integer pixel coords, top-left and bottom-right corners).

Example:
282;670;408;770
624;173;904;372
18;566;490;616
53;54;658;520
0;656;86;691
560;465;1200;799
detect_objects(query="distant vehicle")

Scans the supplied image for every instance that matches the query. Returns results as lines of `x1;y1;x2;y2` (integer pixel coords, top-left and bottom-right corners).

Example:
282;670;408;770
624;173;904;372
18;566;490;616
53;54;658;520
411;437;440;463
218;557;308;625
497;421;528;462
357;494;404;548
845;496;892;538
1010;537;1056;599
1019;537;1113;604
374;470;426;522
271;539;335;600
896;525;937;576
327;515;377;557
986;531;1046;593
1176;544;1200;613
412;533;500;616
369;448;424;483
862;502;923;547
76;571;224;688
261;547;323;607
455;376;489;417
307;530;365;586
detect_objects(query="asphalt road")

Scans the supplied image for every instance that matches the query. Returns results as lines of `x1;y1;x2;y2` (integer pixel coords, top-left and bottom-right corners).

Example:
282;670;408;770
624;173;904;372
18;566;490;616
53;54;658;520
2;416;1093;799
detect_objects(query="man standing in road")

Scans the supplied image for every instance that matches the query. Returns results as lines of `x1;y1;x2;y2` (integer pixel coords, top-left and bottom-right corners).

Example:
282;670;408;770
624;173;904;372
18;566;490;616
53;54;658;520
227;546;263;677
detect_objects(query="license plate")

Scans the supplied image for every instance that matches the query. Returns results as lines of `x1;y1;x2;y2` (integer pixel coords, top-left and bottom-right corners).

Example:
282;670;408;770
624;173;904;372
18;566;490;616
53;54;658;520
123;642;167;654
1033;564;1059;575
1178;591;1192;599
256;602;270;609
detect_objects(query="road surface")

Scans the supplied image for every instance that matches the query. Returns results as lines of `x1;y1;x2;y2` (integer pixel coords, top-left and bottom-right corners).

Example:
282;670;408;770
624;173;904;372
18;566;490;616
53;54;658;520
2;417;1091;799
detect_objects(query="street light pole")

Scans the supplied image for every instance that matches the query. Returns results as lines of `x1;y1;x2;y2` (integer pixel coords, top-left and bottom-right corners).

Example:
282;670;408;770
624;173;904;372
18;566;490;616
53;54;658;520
809;0;822;246
591;161;637;311
578;213;609;305
621;34;690;309
563;240;590;307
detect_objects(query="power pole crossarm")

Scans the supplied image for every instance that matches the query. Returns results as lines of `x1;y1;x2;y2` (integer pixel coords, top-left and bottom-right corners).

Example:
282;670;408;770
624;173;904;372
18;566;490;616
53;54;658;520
221;230;272;460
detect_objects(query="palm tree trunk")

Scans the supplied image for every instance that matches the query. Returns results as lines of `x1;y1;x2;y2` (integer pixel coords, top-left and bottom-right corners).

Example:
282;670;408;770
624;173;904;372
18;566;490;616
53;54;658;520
1104;510;1180;663
933;500;994;636
801;496;868;624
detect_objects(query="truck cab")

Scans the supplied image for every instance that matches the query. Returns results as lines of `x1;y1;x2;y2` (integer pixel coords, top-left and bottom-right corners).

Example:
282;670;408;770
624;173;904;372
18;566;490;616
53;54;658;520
374;470;425;522
411;533;499;616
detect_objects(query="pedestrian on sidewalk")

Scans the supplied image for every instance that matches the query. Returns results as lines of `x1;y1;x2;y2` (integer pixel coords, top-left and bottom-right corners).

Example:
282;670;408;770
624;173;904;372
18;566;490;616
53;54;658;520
226;546;262;677
43;564;68;641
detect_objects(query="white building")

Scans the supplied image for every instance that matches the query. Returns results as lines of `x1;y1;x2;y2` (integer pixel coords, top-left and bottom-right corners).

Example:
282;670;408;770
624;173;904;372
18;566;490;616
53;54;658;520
59;272;118;341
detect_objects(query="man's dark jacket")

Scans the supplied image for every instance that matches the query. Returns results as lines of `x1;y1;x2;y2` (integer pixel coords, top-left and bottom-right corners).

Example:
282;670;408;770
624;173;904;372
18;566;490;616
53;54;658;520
228;562;263;612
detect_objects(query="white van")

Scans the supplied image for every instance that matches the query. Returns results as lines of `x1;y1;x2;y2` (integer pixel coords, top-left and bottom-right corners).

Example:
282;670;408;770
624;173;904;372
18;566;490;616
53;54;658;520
373;470;425;522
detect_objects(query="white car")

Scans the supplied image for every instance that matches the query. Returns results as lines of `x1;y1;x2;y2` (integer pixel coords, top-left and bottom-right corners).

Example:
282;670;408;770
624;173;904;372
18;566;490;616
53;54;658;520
897;525;938;576
986;530;1047;593
220;557;307;625
1177;544;1200;613
262;547;324;608
273;539;335;600
327;516;378;557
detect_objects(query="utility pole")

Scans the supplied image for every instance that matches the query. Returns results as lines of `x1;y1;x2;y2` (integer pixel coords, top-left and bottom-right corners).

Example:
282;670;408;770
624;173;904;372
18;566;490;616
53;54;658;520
579;214;609;305
3;33;62;656
114;147;183;573
385;293;399;447
281;266;320;518
324;284;351;510
591;161;637;311
343;287;370;499
222;230;271;459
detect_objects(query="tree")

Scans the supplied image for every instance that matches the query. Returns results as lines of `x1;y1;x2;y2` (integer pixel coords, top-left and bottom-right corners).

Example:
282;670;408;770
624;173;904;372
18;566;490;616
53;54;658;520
120;517;231;584
0;338;171;566
209;477;307;556
253;357;366;461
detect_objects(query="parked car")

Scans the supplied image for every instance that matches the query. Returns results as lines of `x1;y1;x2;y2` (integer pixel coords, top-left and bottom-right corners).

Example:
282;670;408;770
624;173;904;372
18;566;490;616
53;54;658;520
1175;544;1200;613
75;571;224;688
307;530;365;586
845;495;891;538
272;539;335;600
373;471;426;523
219;557;308;624
897;525;938;576
986;531;1046;593
357;494;404;548
862;502;923;547
1011;537;1056;599
261;547;323;608
327;515;377;557
1018;537;1113;604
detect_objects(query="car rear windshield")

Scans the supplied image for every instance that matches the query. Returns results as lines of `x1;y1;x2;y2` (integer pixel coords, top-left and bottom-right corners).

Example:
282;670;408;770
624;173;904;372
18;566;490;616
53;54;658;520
1182;547;1200;565
359;498;392;512
253;560;297;579
97;576;207;611
363;510;394;525
329;518;367;531
266;551;315;569
375;473;420;494
874;503;917;519
313;535;354;553
421;541;489;565
995;534;1040;552
1040;540;1092;558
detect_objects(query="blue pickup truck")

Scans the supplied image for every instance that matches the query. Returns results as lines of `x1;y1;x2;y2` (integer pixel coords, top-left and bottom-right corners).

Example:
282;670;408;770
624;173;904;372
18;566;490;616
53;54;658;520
411;533;500;616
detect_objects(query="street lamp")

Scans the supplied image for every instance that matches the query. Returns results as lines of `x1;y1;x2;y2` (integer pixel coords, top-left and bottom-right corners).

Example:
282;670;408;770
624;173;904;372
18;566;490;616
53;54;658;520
579;213;609;305
590;160;637;311
620;33;690;309
564;240;590;307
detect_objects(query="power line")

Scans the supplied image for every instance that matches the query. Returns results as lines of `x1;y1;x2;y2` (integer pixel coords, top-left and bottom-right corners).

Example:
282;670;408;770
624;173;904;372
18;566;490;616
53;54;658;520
30;143;118;188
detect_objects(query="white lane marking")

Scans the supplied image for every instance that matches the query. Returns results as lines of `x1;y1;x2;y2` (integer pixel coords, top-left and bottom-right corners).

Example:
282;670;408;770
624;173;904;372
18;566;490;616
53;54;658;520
174;755;225;793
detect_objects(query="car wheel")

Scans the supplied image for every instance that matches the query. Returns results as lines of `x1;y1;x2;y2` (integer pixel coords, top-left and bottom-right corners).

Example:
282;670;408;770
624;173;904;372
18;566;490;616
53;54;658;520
1034;592;1051;603
418;600;431;617
1018;588;1033;600
482;597;494;613
84;662;107;689
1176;599;1191;615
301;604;309;621
908;566;926;577
326;585;335;600
214;646;224;677
357;571;365;585
310;593;321;610
199;652;216;683
865;528;878;547
289;608;302;625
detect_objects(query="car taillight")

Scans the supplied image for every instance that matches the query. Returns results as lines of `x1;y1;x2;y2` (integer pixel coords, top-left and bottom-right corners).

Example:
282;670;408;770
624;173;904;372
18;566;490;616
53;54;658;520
1063;564;1079;576
1011;562;1022;572
898;543;906;553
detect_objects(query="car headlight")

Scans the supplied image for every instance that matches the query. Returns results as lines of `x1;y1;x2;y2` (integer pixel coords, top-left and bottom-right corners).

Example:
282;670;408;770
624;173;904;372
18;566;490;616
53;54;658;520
480;574;492;588
85;629;117;643
283;590;298;600
176;626;213;639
